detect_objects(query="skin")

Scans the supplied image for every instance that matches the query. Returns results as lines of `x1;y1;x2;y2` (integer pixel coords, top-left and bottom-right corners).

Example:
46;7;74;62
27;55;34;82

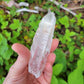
3;39;59;84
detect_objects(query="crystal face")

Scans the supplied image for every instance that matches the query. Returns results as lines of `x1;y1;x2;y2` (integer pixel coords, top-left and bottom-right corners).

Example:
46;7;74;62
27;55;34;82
28;11;56;78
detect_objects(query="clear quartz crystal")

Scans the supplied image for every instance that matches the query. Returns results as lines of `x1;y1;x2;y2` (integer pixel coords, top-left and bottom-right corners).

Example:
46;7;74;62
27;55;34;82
28;10;56;78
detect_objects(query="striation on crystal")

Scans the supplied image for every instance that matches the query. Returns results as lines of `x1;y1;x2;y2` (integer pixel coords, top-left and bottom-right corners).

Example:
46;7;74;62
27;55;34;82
28;10;56;78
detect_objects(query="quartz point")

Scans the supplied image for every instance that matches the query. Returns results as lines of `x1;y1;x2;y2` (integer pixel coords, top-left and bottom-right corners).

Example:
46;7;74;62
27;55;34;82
28;10;56;78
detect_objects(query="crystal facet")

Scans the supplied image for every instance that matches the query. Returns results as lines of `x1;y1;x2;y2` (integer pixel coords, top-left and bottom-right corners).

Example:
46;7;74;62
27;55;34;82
28;11;56;78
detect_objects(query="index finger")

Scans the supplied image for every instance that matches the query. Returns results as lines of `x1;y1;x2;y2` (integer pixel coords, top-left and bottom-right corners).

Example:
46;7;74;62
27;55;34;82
50;39;59;52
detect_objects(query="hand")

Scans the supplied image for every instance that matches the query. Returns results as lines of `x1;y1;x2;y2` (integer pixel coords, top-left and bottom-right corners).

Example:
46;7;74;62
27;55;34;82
3;39;59;84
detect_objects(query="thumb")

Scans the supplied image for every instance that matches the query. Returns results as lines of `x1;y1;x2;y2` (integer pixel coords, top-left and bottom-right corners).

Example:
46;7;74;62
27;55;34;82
9;43;30;75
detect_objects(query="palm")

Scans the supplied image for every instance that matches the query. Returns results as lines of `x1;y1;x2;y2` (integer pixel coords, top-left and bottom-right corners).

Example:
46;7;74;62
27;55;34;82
9;65;52;84
3;39;59;84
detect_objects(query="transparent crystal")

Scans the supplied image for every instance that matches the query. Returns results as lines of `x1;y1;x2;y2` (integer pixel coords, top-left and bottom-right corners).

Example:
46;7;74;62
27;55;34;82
28;10;56;78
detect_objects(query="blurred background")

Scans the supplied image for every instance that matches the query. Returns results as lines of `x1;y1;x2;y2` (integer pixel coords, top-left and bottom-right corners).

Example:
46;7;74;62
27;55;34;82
0;0;84;84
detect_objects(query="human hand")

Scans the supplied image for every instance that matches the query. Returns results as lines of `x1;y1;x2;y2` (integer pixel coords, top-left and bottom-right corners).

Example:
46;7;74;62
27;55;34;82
3;39;59;84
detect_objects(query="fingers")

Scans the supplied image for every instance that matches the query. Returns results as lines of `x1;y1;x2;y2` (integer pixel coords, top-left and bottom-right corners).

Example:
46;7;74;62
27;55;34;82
47;53;56;65
38;39;58;83
43;53;56;83
50;39;59;52
43;63;52;83
9;43;30;75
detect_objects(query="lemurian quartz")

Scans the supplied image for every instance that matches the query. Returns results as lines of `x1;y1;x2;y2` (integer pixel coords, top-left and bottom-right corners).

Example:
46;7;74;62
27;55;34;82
28;10;56;78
